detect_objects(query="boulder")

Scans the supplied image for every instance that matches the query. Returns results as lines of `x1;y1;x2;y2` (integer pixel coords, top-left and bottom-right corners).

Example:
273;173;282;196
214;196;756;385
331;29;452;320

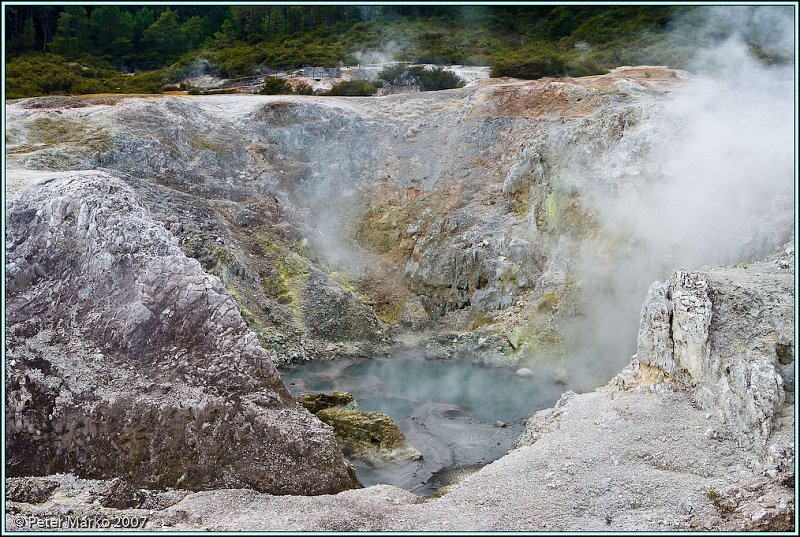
4;171;358;495
316;407;422;467
297;391;355;414
398;295;430;328
302;269;385;342
4;477;59;504
633;256;793;453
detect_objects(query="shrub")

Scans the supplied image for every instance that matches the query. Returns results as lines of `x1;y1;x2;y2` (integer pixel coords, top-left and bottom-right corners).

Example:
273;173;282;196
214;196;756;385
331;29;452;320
6;53;86;97
260;77;292;95
491;58;566;79
294;83;314;95
323;79;377;96
376;64;415;86
377;65;465;91
415;66;466;90
5;52;172;97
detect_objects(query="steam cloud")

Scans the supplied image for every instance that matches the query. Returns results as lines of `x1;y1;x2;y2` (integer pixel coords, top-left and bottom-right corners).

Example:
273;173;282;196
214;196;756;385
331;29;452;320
353;44;404;67
276;6;794;393
560;5;795;388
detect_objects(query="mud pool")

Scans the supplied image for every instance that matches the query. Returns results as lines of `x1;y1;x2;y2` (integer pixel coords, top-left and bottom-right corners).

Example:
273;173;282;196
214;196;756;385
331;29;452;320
280;356;565;495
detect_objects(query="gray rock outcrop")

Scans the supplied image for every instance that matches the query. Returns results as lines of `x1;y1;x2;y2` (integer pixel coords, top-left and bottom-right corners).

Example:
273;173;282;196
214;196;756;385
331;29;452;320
633;249;794;453
5;171;359;495
635;281;674;374
303;269;384;342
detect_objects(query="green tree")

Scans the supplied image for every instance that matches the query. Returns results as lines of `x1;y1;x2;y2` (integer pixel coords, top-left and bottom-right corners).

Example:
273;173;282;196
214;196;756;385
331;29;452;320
231;6;266;40
547;6;581;40
108;36;134;60
89;6;134;55
20;17;36;51
214;19;237;46
182;16;207;50
132;7;156;44
48;6;90;56
141;9;186;61
37;6;57;52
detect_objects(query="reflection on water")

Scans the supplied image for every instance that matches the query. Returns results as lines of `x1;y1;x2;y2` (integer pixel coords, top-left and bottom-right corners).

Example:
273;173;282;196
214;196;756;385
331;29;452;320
280;355;564;494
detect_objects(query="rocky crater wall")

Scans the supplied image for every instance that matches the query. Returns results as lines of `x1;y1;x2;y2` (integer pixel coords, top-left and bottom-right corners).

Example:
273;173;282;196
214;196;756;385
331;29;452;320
3;65;795;531
8;68;792;374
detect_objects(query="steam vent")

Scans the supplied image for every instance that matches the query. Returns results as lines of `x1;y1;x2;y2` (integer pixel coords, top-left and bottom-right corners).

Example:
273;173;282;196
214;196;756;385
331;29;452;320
3;4;796;532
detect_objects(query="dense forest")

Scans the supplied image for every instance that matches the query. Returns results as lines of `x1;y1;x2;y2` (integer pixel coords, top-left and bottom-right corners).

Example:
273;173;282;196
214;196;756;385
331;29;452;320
4;5;790;98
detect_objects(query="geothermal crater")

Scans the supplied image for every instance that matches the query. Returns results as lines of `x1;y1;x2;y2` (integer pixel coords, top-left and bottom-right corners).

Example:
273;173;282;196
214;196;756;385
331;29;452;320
4;65;795;531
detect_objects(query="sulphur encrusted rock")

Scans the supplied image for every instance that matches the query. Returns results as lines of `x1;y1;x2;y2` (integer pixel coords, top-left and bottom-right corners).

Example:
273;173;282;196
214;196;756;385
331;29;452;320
317;407;423;467
297;391;355;414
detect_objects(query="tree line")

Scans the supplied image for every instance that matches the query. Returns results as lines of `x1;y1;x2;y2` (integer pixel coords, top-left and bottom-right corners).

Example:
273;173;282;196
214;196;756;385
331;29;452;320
5;5;635;71
5;5;524;70
13;5;750;100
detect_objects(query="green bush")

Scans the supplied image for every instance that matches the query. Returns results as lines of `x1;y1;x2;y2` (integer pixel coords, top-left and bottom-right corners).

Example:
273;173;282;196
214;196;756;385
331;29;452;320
294;82;314;95
415;66;465;90
323;79;377;96
490;40;571;80
377;65;465;91
5;52;168;98
6;53;90;97
491;57;566;79
260;77;292;94
377;64;417;86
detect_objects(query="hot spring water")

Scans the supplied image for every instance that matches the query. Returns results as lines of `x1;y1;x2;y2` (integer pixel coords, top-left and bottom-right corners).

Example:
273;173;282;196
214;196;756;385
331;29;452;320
280;356;565;495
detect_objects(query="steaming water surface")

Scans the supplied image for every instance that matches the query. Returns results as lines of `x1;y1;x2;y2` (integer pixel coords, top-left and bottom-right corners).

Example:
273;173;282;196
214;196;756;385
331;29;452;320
280;356;565;495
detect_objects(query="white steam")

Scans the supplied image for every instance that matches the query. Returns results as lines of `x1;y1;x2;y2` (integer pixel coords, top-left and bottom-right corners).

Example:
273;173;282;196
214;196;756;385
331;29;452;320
700;5;795;55
562;6;795;387
353;42;405;66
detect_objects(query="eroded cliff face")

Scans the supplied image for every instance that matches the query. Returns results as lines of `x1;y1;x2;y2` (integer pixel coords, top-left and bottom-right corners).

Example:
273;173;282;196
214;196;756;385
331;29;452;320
5;171;358;495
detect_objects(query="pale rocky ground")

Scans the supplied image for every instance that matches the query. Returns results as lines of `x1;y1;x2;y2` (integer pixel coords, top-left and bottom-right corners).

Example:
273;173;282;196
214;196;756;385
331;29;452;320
5;248;795;531
9;247;795;531
4;67;795;531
